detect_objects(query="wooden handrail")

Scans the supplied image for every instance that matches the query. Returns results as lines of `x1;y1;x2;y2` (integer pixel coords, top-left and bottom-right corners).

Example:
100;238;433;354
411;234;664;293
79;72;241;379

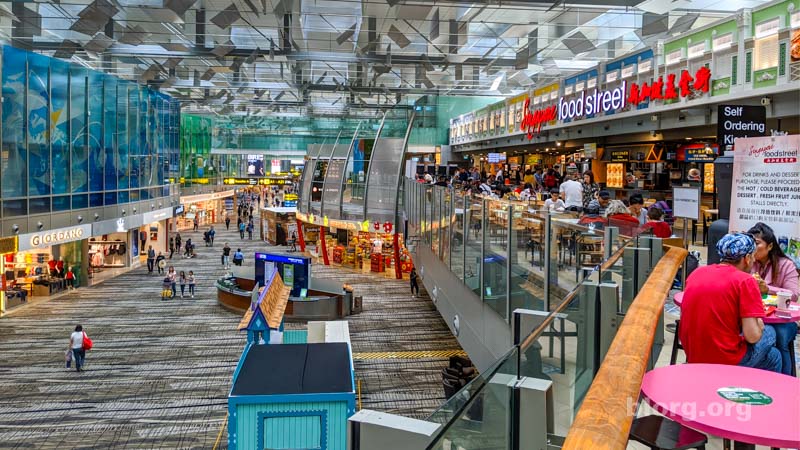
562;245;688;450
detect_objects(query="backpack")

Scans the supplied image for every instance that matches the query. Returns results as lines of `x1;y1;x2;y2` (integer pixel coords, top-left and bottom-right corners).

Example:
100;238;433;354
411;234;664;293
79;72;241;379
653;200;674;225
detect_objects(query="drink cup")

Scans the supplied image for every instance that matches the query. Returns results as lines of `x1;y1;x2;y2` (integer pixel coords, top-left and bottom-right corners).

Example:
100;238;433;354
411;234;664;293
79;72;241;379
776;291;792;311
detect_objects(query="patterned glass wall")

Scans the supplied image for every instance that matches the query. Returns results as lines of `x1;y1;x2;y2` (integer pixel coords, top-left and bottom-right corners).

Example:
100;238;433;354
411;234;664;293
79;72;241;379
0;45;180;217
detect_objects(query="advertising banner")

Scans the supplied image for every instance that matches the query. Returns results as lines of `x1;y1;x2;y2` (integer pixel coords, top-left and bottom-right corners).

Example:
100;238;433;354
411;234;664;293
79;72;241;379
729;135;800;266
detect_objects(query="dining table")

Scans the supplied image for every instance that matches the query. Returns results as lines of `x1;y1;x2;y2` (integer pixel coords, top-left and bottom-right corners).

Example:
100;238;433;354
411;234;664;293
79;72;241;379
640;363;800;449
673;291;800;324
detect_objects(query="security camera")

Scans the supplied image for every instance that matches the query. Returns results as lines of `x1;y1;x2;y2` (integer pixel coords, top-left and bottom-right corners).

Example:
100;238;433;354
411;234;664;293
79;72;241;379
761;97;771;106
94;213;100;220
11;224;19;234
37;221;44;230
77;215;83;223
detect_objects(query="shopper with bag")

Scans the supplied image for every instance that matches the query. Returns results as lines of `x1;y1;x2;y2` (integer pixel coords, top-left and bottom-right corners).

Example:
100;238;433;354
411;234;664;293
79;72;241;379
68;325;92;372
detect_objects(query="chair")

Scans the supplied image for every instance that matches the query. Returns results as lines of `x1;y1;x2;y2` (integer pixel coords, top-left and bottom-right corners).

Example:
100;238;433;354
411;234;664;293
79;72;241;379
575;233;604;281
630;415;707;450
668;319;684;365
691;207;711;245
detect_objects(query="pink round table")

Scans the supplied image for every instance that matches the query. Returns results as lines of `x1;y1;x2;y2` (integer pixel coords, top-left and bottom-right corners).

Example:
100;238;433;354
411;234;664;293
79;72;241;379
673;291;800;324
641;364;800;448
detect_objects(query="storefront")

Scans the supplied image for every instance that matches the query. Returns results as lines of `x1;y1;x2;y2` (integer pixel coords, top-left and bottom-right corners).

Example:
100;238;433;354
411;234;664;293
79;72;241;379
138;207;174;263
0;236;19;315
260;207;299;245
3;224;91;309
295;212;411;279
178;190;236;230
88;215;145;284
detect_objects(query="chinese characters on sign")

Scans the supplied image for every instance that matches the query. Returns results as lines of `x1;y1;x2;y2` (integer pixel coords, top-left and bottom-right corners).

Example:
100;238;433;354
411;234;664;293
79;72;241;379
729;135;800;267
628;67;711;105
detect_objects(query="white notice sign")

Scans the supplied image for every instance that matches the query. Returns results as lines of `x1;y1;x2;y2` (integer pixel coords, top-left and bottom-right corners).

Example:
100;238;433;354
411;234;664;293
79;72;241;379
672;186;701;221
729;135;800;267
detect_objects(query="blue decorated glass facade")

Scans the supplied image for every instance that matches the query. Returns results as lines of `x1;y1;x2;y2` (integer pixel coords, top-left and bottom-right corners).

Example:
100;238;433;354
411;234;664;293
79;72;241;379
0;45;180;217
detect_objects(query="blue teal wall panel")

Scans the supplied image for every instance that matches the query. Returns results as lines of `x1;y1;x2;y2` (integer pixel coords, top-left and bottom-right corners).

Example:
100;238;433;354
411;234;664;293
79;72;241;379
0;45;180;217
51;58;70;196
234;401;348;450
88;71;104;192
27;52;49;198
69;66;88;194
2;46;27;204
103;75;118;192
282;330;308;344
262;412;323;449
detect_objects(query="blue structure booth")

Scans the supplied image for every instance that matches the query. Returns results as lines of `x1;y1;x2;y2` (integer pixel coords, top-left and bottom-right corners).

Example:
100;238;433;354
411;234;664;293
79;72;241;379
229;270;356;450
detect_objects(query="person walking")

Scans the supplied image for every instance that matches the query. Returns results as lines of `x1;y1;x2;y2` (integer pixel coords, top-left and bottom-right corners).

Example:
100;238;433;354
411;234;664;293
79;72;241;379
184;238;194;258
168;236;175;259
166;266;177;299
225;216;231;230
175;233;182;252
410;267;420;297
69;325;88;372
146;246;155;273
193;216;199;231
246;221;254;240
155;252;166;275
222;243;231;268
233;248;244;266
187;271;196;299
209;226;216;246
178;271;187;298
239;221;246;239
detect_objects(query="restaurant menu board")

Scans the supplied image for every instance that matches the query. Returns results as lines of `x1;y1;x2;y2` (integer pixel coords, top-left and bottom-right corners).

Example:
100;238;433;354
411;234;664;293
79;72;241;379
606;163;624;188
703;163;715;193
729;135;800;267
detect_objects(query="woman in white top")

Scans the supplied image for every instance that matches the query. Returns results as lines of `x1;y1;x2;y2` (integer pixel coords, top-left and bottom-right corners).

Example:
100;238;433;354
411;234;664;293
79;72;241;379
69;325;86;372
544;188;566;212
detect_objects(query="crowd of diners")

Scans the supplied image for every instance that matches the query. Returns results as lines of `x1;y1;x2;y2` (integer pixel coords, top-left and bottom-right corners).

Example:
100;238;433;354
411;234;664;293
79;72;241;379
415;167;674;238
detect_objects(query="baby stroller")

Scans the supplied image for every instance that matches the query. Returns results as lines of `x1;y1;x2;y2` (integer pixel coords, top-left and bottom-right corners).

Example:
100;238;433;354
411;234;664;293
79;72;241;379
161;277;173;300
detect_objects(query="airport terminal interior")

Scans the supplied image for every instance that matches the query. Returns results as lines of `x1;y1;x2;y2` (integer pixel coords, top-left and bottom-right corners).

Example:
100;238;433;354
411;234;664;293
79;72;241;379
0;0;798;449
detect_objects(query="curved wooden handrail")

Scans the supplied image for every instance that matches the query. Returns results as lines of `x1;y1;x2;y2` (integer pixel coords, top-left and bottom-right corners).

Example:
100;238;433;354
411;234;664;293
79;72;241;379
562;245;688;450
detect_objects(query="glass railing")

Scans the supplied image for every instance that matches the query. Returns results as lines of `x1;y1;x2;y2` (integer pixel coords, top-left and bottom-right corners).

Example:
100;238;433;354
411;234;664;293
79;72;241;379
405;179;654;319
423;229;664;449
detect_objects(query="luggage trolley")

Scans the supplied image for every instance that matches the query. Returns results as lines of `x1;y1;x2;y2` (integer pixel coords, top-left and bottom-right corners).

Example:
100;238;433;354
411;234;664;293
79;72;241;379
161;277;173;300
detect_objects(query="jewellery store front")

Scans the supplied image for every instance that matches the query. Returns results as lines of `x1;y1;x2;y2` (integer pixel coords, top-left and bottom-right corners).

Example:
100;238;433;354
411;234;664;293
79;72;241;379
3;224;91;312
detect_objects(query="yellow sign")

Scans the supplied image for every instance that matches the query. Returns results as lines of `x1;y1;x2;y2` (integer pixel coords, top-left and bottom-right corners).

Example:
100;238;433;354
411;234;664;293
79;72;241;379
284;194;298;201
223;178;292;186
0;236;18;255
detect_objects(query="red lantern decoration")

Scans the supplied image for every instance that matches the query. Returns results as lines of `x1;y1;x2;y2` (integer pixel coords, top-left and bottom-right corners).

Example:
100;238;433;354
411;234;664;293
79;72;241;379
383;222;393;233
373;221;381;231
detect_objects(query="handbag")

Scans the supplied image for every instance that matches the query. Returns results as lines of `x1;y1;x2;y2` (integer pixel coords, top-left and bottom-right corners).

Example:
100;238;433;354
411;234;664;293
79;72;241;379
65;348;73;368
82;332;93;351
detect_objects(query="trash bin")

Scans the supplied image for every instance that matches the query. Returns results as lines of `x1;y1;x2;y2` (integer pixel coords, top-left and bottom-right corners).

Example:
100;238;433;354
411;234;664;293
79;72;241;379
352;296;363;314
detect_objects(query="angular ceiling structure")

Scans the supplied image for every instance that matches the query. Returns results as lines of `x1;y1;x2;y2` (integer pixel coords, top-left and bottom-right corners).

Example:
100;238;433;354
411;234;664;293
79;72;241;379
7;0;772;118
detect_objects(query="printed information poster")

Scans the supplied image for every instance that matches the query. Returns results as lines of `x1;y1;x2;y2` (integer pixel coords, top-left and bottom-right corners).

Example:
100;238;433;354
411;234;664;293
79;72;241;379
729;135;800;267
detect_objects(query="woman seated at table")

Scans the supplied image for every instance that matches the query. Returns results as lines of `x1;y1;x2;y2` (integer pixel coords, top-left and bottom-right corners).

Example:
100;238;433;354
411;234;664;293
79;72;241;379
679;233;782;374
748;222;798;376
604;200;641;236
519;183;535;201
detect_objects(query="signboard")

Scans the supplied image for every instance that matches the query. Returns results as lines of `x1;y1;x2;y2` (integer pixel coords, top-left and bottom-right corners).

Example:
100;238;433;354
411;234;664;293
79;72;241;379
729;135;800;267
672;186;702;221
20;224;92;251
558;81;627;121
583;143;597;159
684;145;717;162
223;178;292;186
0;236;18;255
610;149;629;161
487;153;506;163
717;105;766;149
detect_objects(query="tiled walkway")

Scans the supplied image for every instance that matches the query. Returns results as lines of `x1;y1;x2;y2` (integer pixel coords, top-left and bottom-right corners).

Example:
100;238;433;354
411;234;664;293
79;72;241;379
0;216;459;448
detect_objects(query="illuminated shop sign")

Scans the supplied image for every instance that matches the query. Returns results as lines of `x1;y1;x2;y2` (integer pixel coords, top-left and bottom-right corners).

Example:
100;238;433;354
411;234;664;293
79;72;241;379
628;67;711;106
558;81;627;121
520;98;558;139
223;178;292;186
26;224;92;249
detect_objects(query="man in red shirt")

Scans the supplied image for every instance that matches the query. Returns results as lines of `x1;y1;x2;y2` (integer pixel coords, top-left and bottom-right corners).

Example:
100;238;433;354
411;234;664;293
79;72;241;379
679;233;782;373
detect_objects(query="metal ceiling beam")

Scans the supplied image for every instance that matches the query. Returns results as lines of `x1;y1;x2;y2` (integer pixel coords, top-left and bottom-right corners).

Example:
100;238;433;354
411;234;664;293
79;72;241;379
27;38;520;67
